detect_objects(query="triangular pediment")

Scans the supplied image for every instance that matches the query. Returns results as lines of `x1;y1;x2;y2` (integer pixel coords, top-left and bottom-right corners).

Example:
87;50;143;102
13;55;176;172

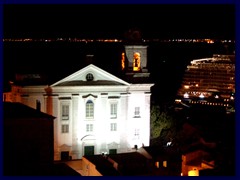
51;64;130;87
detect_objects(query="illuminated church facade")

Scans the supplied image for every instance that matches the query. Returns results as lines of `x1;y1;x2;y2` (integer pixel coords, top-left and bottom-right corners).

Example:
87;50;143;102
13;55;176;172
6;43;154;160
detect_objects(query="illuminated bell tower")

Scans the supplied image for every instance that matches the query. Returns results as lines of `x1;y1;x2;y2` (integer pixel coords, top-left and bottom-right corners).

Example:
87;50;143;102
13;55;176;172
124;45;149;75
121;29;150;82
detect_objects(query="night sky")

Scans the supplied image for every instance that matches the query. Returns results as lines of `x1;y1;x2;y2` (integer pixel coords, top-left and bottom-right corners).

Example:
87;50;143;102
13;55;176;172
3;4;235;39
2;2;237;98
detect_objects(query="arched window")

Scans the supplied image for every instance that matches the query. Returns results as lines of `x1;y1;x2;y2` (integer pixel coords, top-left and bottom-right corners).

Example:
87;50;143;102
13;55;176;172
86;100;94;118
133;52;141;71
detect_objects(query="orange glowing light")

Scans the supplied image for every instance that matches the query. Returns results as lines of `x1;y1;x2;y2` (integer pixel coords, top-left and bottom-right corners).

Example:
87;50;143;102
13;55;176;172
133;52;141;71
121;53;125;70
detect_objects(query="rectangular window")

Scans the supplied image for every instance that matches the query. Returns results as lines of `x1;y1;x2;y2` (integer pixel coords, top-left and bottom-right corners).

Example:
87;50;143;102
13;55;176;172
61;124;69;133
86;124;93;132
110;103;117;118
134;129;140;139
110;123;117;131
86;101;94;118
62;105;69;120
134;107;140;117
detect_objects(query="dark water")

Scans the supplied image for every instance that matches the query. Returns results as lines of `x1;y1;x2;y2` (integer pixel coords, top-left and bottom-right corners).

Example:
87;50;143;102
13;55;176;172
3;41;235;103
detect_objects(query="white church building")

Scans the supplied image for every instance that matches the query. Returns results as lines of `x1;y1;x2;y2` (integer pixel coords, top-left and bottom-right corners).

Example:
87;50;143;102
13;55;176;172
5;43;154;160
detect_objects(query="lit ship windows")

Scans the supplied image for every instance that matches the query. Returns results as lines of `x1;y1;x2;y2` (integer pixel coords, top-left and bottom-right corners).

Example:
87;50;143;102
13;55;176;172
184;93;189;98
199;93;204;98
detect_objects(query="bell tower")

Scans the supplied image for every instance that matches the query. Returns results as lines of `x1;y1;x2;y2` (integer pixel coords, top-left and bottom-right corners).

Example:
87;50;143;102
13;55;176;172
124;45;149;74
121;29;150;82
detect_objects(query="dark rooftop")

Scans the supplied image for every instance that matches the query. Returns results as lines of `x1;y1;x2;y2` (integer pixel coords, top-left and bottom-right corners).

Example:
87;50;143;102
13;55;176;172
83;155;120;176
3;102;55;119
142;146;165;158
142;146;182;162
109;152;147;164
108;152;151;176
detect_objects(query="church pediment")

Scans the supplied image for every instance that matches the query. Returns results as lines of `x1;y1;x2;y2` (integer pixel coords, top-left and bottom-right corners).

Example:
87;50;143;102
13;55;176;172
51;64;130;87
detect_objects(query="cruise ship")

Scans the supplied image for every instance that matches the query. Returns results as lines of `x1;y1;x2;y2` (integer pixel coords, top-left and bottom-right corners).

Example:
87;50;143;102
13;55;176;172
175;54;235;112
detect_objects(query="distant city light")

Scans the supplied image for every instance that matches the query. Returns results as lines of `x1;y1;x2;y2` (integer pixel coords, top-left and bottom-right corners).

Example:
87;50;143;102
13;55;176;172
2;38;235;44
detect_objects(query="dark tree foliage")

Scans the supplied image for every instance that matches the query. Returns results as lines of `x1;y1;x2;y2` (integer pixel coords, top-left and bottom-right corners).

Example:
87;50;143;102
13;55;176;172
150;104;177;146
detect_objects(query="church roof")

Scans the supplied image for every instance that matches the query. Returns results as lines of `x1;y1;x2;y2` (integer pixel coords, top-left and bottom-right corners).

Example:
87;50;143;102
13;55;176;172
54;80;125;86
51;64;130;87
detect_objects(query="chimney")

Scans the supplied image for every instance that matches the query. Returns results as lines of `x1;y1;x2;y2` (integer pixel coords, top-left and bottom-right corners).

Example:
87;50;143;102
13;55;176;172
85;54;94;65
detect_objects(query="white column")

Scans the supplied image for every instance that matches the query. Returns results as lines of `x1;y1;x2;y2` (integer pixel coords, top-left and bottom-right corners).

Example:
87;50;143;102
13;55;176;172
119;93;130;153
51;95;59;160
143;93;151;146
71;94;80;159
